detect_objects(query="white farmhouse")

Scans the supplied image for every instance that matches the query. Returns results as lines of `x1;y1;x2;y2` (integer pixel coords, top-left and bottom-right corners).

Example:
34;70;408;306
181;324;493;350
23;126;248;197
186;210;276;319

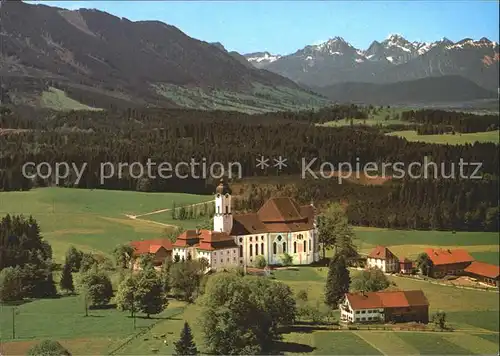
366;245;400;273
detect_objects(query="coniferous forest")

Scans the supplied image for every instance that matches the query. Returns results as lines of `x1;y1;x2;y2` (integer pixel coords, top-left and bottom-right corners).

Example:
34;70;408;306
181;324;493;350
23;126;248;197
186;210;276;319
0;105;498;232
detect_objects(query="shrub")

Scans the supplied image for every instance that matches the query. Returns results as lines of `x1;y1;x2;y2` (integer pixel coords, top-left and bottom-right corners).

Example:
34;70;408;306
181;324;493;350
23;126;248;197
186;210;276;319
254;256;267;269
27;340;71;356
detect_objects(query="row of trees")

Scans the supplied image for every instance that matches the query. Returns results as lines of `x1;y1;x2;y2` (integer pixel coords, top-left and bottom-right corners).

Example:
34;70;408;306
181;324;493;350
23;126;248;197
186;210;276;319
170;201;214;221
401;109;499;133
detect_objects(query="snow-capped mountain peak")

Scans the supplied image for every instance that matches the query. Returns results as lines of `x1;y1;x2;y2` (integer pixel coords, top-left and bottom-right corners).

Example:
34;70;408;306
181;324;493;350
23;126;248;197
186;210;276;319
244;51;282;68
309;37;356;56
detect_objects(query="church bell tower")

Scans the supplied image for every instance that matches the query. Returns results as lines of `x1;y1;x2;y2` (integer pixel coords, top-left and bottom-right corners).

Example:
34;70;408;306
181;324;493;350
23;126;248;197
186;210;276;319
213;178;233;234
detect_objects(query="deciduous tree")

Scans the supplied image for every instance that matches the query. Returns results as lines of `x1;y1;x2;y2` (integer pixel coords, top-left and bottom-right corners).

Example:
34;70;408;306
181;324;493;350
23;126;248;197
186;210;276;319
351;267;389;292
79;270;113;306
112;244;135;269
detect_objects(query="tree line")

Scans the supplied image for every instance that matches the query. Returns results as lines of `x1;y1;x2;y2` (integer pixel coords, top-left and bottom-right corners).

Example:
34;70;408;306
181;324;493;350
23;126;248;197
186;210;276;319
401;109;499;134
0;106;498;193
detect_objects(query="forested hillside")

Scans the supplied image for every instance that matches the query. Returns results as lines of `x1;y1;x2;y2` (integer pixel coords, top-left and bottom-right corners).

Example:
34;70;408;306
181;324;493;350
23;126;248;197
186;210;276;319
0;105;498;231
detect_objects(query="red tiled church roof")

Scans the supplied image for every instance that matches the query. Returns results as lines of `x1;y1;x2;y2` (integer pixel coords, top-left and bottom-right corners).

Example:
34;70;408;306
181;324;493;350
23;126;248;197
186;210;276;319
230;198;315;235
346;290;428;310
464;261;500;279
368;246;398;260
425;248;474;266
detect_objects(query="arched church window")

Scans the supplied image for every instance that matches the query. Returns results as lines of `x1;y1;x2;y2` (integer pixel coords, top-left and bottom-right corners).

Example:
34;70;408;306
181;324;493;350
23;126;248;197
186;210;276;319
255;243;258;255
303;240;307;253
217;206;220;214
261;243;264;255
239;237;243;243
273;242;277;254
225;193;229;198
309;239;311;251
225;206;229;214
250;237;252;242
217;194;221;198
283;242;287;253
294;241;297;253
249;245;253;257
277;235;282;241
239;245;243;258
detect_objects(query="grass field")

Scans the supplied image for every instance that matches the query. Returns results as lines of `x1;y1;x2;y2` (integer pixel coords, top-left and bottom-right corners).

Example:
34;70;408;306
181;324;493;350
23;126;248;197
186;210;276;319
1;266;498;355
1;188;498;355
0;188;211;261
40;87;102;111
386;130;500;145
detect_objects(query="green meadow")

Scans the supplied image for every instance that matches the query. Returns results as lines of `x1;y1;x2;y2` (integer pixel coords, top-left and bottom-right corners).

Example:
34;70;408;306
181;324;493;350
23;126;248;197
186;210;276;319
0;188;210;261
3;267;497;355
386;130;500;145
0;188;498;355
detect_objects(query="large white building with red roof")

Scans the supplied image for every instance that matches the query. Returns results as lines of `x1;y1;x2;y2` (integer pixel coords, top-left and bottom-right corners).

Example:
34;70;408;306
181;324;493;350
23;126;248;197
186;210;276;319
171;179;320;269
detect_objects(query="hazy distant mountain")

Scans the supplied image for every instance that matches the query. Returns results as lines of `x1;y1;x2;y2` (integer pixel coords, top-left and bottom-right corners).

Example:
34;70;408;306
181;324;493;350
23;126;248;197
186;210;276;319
0;1;320;110
315;75;497;105
252;34;499;91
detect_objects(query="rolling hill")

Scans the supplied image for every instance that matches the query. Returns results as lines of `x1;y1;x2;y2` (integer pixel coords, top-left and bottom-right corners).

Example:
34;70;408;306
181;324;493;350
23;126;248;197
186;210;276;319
0;1;327;112
315;75;497;105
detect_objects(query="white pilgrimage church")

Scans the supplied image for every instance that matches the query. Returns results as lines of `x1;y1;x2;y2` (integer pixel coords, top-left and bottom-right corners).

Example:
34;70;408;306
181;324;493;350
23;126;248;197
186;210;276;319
172;179;320;269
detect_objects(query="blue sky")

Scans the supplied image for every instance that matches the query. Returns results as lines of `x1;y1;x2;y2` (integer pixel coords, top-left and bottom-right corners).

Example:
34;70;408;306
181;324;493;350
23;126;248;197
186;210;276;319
33;1;499;55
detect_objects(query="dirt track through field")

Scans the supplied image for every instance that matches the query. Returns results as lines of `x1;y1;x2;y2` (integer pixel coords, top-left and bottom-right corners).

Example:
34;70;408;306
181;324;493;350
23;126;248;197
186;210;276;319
123;200;213;229
131;200;213;219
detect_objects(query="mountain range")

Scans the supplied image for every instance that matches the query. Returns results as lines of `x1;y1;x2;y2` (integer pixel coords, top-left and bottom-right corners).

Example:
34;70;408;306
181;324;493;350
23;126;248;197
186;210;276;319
0;1;498;111
245;35;500;92
0;1;325;112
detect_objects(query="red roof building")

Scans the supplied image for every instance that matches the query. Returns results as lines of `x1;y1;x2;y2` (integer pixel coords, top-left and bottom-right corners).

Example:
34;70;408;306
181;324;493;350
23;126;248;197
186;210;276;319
464;261;500;287
366;246;400;273
425;248;475;278
399;257;413;274
129;238;173;269
172;229;239;269
341;290;429;324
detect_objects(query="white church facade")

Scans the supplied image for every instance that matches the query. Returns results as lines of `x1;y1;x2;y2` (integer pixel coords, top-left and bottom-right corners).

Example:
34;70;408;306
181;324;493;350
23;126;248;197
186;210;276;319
172;179;320;269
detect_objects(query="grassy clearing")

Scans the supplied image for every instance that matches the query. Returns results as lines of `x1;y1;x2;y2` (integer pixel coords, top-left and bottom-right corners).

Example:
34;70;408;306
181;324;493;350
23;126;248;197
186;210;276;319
0;188;210;261
40;87;102;111
386;130;500;145
470;251;500;265
354;331;420;355
386;275;499;313
312;331;382;355
446;311;500;332
395;333;473;355
0;298;186;355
